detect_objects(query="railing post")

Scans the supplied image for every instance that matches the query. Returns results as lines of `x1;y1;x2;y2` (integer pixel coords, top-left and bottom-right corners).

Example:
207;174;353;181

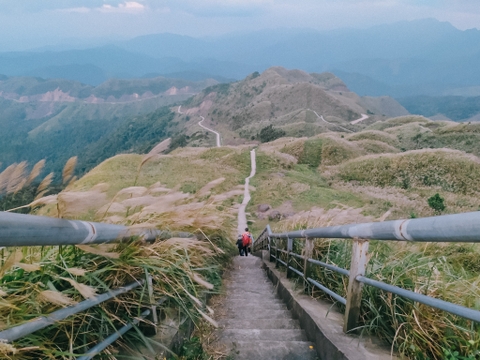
146;271;158;329
286;237;293;278
275;238;279;268
303;238;314;292
269;236;274;262
343;237;369;333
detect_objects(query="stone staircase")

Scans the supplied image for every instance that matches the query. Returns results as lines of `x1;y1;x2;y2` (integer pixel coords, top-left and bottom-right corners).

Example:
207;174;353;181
216;255;318;360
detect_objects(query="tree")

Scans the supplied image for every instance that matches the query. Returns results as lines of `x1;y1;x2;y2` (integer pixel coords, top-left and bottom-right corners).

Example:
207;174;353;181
259;125;286;143
428;193;445;214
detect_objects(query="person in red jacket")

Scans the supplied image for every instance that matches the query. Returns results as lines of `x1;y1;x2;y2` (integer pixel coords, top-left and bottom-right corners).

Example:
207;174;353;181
241;228;253;257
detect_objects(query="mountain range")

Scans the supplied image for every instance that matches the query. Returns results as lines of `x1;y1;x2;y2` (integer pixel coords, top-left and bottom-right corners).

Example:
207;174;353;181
2;19;480;98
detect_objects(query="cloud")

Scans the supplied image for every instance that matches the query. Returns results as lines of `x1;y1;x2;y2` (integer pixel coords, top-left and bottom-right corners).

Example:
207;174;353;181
164;0;274;17
99;1;146;13
57;1;147;14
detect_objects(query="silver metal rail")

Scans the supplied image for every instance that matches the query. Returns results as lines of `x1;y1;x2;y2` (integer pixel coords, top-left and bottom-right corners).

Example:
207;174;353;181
254;210;480;333
77;309;151;360
0;212;168;246
270;211;480;242
0;281;143;342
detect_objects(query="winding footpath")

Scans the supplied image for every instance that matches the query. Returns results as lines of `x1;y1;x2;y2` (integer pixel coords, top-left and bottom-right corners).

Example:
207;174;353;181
198;116;221;147
308;109;353;133
237;149;256;236
178;105;254;235
351;113;369;124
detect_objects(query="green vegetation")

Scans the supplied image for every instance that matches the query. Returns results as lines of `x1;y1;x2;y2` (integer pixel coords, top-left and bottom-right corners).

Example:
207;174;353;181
399;95;480;121
428;193;446;213
259;124;286;143
298;139;323;167
334;150;480;194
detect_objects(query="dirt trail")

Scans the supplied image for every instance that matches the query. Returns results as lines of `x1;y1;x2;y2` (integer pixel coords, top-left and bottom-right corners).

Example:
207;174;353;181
308;108;353;133
351;114;369;124
198;116;221;147
237;149;256;236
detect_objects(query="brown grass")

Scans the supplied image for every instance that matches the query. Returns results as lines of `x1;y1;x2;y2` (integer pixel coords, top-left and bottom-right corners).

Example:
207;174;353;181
62;156;77;185
26;160;45;186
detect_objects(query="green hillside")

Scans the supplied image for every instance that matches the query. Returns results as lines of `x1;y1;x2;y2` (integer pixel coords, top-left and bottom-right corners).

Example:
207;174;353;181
0;75;217;177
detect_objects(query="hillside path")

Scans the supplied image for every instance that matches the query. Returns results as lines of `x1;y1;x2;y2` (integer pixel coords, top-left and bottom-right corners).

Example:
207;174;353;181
199;116;221;147
351;113;369;124
308;109;353;133
237;149;256;236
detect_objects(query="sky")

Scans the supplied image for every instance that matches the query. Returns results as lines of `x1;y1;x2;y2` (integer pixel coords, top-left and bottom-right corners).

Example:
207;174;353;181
1;0;480;50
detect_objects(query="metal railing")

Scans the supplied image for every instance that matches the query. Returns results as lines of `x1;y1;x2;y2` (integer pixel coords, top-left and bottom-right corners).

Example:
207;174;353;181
253;211;480;333
0;211;191;358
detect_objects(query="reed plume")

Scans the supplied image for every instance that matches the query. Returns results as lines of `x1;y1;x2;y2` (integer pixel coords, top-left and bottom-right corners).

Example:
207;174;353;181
26;159;45;186
62;156;77;185
35;172;54;200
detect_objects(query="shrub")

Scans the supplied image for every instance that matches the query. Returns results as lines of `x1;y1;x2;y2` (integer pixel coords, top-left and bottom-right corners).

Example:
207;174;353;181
428;193;445;213
259;125;286;143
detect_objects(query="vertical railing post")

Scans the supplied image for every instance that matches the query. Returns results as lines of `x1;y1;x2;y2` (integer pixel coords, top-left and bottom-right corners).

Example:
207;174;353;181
269;236;274;262
286;237;293;278
303;237;314;292
275;238;279;268
343;237;369;333
146;271;158;329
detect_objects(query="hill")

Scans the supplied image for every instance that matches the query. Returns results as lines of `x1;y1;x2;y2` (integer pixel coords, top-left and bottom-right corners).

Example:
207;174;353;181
0;75;216;177
174;67;408;145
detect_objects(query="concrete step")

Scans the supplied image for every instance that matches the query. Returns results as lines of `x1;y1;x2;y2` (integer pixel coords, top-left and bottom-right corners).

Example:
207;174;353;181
220;318;301;330
221;328;307;341
224;288;277;294
225;284;275;294
224;295;285;309
224;309;292;319
223;302;287;312
227;340;318;360
226;297;283;304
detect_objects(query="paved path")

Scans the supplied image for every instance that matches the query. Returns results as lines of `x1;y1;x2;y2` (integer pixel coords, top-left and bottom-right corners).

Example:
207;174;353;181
215;256;317;359
199;116;221;147
177;105;183;114
237;149;256;236
308;109;353;133
350;113;369;124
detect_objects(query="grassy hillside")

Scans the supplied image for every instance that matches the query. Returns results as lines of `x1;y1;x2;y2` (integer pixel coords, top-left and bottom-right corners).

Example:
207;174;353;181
175;67;409;146
0;75;218;177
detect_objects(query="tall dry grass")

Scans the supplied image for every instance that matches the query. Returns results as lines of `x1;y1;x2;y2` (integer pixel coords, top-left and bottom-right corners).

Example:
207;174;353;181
0;233;233;359
0;151;238;359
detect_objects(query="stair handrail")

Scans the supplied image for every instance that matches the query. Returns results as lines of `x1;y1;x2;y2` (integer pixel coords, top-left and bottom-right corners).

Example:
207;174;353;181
253;210;480;333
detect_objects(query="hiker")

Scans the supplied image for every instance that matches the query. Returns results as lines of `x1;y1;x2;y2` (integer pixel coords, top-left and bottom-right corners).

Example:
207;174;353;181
241;228;253;257
236;235;244;256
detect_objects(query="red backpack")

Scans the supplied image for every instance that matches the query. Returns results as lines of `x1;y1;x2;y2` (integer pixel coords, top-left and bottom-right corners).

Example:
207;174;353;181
242;232;251;247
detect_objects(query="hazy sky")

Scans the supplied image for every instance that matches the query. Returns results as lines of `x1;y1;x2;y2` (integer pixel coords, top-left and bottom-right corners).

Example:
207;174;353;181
1;0;479;50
